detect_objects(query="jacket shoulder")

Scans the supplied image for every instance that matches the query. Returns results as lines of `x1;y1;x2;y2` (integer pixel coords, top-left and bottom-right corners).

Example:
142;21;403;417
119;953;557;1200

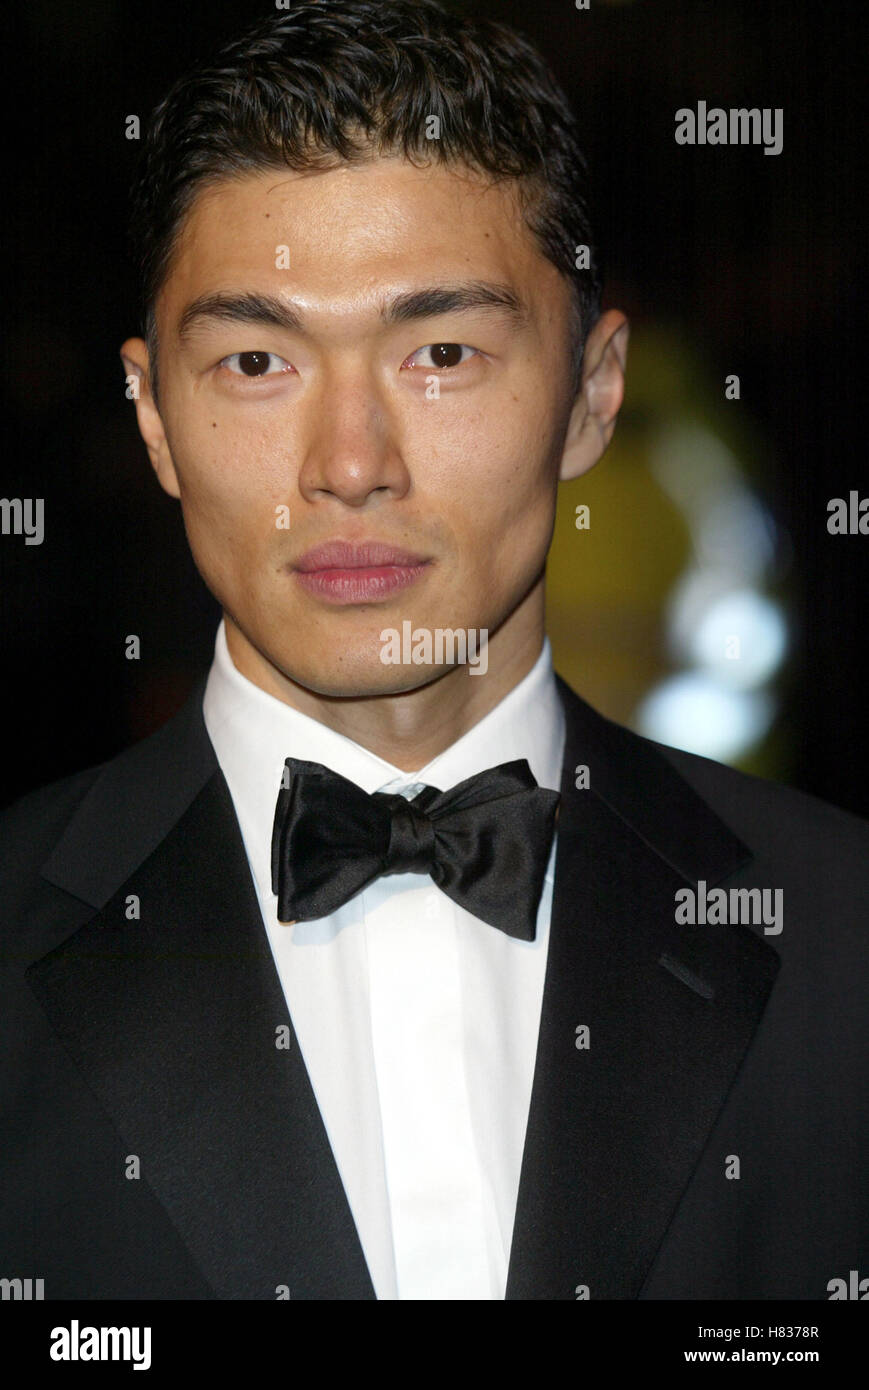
557;672;869;872
0;675;213;917
650;736;869;957
0;762;112;960
0;763;107;880
654;737;869;853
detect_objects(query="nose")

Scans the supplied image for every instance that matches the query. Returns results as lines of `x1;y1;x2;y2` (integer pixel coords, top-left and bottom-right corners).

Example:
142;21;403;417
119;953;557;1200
297;366;412;509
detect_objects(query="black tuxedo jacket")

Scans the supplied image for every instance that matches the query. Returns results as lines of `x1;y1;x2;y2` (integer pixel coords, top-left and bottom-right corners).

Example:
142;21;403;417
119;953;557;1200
1;674;867;1300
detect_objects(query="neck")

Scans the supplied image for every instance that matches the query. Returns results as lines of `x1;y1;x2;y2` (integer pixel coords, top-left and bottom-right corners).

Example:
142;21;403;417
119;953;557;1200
224;584;546;771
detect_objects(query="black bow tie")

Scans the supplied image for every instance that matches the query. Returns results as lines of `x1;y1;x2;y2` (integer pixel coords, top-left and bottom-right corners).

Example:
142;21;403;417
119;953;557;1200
270;757;560;940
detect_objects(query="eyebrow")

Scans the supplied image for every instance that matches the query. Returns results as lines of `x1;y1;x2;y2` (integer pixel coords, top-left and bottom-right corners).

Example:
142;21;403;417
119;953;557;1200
176;281;530;341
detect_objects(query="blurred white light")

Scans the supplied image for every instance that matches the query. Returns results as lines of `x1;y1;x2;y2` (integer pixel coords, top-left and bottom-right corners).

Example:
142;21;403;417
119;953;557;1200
696;490;778;581
688;589;788;689
667;568;742;659
634;674;775;762
650;425;741;514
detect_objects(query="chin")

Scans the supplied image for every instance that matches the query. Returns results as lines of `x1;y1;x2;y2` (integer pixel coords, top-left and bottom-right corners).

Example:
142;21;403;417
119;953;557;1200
286;658;450;701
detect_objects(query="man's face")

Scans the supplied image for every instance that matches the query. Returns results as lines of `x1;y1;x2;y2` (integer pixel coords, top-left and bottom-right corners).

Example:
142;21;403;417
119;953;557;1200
137;157;582;697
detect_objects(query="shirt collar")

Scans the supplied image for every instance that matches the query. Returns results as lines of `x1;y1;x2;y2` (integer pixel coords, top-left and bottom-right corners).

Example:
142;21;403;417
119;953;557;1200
202;618;564;888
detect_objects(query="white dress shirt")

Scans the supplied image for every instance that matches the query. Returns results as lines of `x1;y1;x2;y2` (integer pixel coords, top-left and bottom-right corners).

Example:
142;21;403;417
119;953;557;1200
202;619;565;1300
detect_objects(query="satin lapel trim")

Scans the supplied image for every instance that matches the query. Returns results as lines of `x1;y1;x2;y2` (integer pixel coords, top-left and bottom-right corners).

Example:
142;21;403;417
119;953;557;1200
506;683;781;1299
28;770;376;1300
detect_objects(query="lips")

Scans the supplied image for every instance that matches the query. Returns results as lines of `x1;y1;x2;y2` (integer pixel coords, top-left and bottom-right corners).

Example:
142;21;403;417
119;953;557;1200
294;541;429;572
291;540;432;603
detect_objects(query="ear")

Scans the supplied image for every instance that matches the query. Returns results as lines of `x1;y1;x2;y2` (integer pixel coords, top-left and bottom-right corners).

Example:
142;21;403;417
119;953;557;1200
559;310;629;482
119;337;181;499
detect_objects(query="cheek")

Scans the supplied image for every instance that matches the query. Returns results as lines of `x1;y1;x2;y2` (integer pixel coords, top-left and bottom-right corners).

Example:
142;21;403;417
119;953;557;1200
167;419;289;547
440;422;558;566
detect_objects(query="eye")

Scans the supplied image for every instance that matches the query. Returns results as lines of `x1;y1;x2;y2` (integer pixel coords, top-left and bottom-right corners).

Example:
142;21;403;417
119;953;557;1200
402;343;479;370
219;351;293;377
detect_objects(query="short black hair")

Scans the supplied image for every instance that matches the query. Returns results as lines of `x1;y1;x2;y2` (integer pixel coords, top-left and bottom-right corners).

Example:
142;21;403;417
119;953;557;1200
129;0;602;404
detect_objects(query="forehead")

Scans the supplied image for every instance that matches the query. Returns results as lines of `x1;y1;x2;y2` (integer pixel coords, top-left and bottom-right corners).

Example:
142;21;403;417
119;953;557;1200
160;156;567;326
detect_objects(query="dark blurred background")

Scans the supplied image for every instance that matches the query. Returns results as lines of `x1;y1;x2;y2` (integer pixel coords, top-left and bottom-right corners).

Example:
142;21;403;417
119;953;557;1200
2;0;867;814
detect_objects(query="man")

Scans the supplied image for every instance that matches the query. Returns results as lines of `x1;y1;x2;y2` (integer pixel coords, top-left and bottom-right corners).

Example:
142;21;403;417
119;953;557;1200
1;0;866;1302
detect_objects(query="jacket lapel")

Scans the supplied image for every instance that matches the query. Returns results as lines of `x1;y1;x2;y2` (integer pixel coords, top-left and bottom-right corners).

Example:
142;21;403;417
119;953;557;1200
506;677;781;1299
28;682;375;1300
